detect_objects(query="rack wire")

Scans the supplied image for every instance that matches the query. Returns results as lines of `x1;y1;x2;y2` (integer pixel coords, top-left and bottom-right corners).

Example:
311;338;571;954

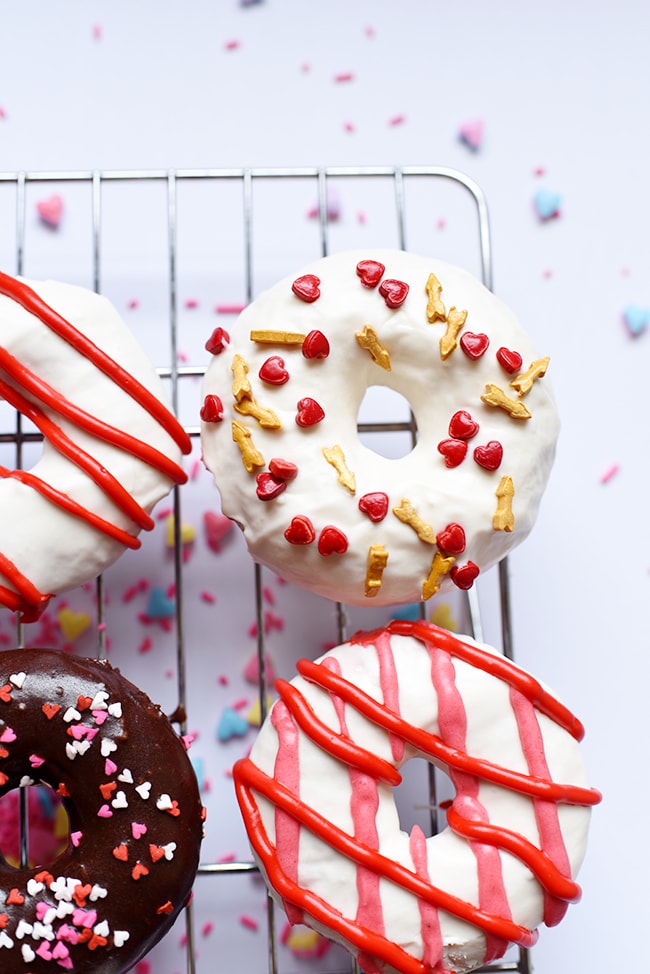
0;165;529;974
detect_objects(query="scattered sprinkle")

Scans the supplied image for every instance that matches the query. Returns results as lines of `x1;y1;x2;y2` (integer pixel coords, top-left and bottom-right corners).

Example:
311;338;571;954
533;188;562;221
622;305;649;337
599;463;620;485
458;118;484;152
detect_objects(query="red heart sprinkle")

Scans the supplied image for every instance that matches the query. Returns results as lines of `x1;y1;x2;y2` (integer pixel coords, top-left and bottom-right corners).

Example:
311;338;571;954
259;355;289;385
200;394;224;423
0;684;12;703
473;440;503;471
292;274;321;303
460;332;490;359
132;863;149;880
448;410;479;440
72;883;92;907
255;472;287;501
296;397;325;427
269;458;298;481
77;695;93;711
437;438;468;468
436;522;467;555
7;889;24;906
284;515;316;545
149;844;166;863
302;329;330;359
356;259;385;288
204;327;230;355
451;561;480;590
317;525;349;556
42;703;61;720
358;492;389;522
496;346;523;374
379;278;409;308
113;844;129;862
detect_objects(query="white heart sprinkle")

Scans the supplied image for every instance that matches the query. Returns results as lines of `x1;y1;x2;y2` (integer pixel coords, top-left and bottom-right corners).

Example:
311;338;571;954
163;842;177;861
50;878;72;901
63;707;81;723
118;768;133;784
26;880;43;896
15;920;33;939
135;781;151;800
55;902;73;919
42;907;57;926
90;691;109;710
108;702;122;718
156;793;173;811
100;739;117;757
19;775;34;787
65;743;78;761
32;920;55;940
89;884;107;901
21;945;35;962
111;790;128;809
9;672;26;688
0;930;13;948
93;920;110;937
73;740;91;756
113;931;130;948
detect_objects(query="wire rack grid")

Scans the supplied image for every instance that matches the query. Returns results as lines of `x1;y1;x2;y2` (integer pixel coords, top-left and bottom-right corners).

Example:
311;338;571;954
0;164;529;974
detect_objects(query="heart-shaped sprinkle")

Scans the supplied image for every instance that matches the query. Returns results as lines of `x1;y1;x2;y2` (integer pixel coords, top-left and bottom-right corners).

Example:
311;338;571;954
35;942;53;961
534;188;562;221
9;672;25;689
204;511;234;553
17;917;35;936
379;278;409;308
204;326;230;355
100;782;117;800
118;768;133;783
200;394;224;423
90;691;109;710
108;702;122;718
292;274;320;303
63;706;81;723
451;561;480;590
496;346;523;374
72;883;92;907
77;695;92;711
113;931;130;948
42;703;60;720
131;822;147;840
145;587;176;619
162;842;177;860
135;781;152;799
436;522;467;555
255;472;287;501
437;438;468;468
0;684;12;702
100;739;117;756
111;790;128;809
460;332;489;359
21;945;35;963
448;410;479;440
217;707;249;742
356;259;385;288
623;305;650;337
37;193;63;229
26;880;43;896
70;830;83;847
302;329;330;359
358;492;389;522
156;793;173;811
317;525;348;556
149;844;166;862
473;440;503;471
458;118;484;151
0;727;16;743
131;863;149;881
284;515;316;545
7;888;24;905
268;457;298;481
296;397;325;427
259;355;289;385
104;758;117;776
58;608;91;642
28;753;44;768
97;804;113;819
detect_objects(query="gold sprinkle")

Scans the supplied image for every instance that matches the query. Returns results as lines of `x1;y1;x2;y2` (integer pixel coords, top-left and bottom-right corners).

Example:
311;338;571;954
422;551;455;600
392;499;436;544
480;384;532;420
231;420;265;472
231;354;252;403
355;324;391;371
365;544;389;598
439;307;467;360
249;329;306;346
493;475;515;532
233;396;281;430
509;356;550;397
322;444;356;494
425;272;446;323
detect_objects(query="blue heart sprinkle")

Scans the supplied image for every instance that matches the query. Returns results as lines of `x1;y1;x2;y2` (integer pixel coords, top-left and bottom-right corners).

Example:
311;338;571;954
145;586;176;619
623;305;650;337
217;707;249;742
534;189;562;221
390;603;422;622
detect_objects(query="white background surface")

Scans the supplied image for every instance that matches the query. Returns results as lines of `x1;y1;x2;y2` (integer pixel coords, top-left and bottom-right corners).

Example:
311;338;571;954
0;1;646;972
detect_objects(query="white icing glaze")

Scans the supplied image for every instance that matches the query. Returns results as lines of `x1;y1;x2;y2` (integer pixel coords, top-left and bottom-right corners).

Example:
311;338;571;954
234;622;598;974
0;276;190;619
201;250;560;607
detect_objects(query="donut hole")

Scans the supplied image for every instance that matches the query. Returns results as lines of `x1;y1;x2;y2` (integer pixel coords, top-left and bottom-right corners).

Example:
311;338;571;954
357;386;416;459
393;757;453;836
0;784;68;868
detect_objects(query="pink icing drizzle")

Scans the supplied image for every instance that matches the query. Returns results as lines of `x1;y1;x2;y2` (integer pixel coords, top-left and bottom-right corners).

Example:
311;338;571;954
234;621;601;973
0;272;191;620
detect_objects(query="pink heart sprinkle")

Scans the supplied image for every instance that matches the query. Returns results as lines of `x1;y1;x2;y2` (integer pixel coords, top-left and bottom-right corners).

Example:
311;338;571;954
104;758;118;775
131;822;148;839
36;902;51;921
29;754;45;767
97;804;113;818
35;942;53;960
36;194;63;229
70;831;83;847
93;710;107;725
68;724;86;740
0;727;16;743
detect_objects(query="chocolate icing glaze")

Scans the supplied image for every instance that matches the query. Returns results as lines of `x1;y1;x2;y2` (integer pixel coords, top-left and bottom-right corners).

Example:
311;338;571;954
0;648;204;973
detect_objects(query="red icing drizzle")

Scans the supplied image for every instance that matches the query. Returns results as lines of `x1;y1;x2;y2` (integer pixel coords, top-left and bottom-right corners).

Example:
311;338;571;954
0;273;191;619
234;621;600;973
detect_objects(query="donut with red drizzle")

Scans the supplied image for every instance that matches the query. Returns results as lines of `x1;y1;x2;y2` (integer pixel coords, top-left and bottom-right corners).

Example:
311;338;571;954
234;621;600;974
201;250;559;607
0;647;204;973
0;274;191;621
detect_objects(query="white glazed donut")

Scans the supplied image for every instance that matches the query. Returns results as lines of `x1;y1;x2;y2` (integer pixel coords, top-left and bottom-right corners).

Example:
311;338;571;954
0;273;191;621
234;620;600;974
200;250;559;607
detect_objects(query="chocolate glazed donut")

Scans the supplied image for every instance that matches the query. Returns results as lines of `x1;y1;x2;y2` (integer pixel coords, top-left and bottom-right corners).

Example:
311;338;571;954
0;648;204;973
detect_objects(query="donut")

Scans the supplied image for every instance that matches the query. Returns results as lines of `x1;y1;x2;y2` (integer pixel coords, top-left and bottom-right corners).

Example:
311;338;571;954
0;272;191;622
234;620;600;974
200;250;559;607
0;646;204;973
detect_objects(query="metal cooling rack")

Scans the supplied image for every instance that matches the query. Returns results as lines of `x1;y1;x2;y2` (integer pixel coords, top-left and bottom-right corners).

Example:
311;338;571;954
0;165;529;974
